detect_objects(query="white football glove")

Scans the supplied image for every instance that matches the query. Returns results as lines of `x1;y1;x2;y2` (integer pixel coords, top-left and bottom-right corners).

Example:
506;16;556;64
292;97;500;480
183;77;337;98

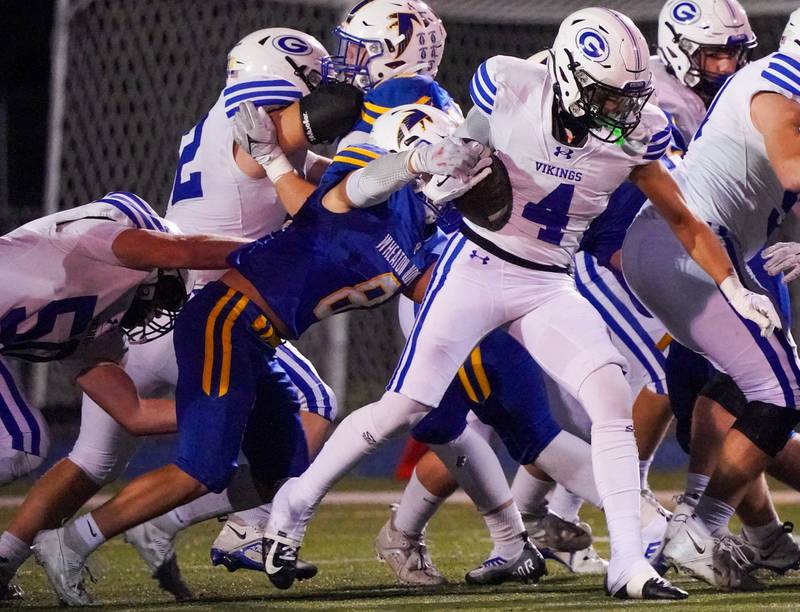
422;165;493;207
232;101;294;182
762;242;800;283
410;137;491;181
719;275;782;337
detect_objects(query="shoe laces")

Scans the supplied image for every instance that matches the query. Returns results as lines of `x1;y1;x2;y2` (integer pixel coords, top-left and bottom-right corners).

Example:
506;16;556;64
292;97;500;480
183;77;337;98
717;534;754;569
277;544;298;564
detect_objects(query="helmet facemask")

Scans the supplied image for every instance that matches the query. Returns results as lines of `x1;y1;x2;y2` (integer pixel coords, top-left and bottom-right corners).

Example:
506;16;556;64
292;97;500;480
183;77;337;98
121;269;187;345
285;55;324;91
322;29;386;90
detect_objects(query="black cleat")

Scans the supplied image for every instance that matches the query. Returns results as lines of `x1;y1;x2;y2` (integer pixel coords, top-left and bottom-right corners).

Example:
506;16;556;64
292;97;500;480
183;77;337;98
0;580;23;601
263;532;300;590
606;574;689;600
153;555;194;601
295;558;318;582
465;539;547;585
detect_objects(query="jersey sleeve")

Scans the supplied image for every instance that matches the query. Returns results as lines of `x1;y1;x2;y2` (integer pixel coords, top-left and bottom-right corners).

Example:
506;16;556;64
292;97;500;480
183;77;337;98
222;75;304;118
640;105;672;162
353;75;456;132
469;57;501;117
758;52;800;103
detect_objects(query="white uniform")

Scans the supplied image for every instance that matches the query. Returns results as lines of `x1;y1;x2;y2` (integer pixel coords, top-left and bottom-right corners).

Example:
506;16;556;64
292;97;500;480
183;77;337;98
624;51;800;408
0;193;167;479
650;55;707;147
388;56;669;405
72;78;336;485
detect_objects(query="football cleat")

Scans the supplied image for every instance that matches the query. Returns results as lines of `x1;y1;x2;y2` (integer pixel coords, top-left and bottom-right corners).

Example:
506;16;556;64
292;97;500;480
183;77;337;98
641;489;671;568
0;580;23;601
211;517;318;580
263;531;301;590
464;538;547;585
742;521;800;574
375;505;447;586
524;511;592;553
542;523;608;574
606;570;689;600
32;528;93;606
124;522;193;601
662;512;762;591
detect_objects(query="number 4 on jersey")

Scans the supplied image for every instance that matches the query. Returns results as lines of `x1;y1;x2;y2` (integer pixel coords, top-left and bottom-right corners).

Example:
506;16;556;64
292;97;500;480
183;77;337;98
522;183;574;246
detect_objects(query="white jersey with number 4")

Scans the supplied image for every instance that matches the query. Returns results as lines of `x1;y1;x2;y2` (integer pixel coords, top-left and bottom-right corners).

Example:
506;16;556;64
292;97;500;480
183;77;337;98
468;55;671;268
673;51;800;260
0;193;170;362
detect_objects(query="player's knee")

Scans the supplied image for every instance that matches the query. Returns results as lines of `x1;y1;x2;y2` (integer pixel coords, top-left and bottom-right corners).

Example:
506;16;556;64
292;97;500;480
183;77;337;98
577;363;633;423
351;391;428;441
0;448;45;485
732;401;800;458
68;443;134;485
411;408;468;445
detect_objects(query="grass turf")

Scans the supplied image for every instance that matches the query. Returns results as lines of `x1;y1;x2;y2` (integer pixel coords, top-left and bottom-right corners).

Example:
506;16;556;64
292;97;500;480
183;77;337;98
8;472;800;610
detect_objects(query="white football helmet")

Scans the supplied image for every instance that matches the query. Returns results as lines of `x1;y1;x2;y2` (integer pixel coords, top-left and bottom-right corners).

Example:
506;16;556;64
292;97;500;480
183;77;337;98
370;104;460;222
780;9;800;54
658;0;756;99
226;28;329;94
322;0;444;90
551;8;654;142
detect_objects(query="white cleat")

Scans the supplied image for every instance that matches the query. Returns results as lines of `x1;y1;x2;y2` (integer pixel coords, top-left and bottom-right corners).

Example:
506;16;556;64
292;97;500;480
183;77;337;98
641;490;670;563
742;522;800;575
374;505;447;586
211;516;265;572
662;512;762;591
124;522;192;601
32;528;93;606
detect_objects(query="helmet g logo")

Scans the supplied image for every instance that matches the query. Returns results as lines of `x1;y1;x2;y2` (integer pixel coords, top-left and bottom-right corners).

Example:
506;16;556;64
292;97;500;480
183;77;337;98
672;1;700;24
576;28;609;62
273;35;312;56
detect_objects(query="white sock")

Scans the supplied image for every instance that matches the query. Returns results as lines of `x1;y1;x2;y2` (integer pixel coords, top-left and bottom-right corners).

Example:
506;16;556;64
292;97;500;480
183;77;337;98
233;504;272;527
393;470;447;537
485;503;526;561
510;466;553;517
639;456;654;491
742;518;783;545
0;531;31;575
591;420;643;566
695;495;735;536
535;430;601;507
151;490;233;537
63;513;106;558
549;484;584;523
684;472;710;504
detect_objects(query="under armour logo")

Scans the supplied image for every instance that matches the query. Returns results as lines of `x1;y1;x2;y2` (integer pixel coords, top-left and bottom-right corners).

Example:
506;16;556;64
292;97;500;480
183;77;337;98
362;431;378;446
455;455;467;467
553;146;574;159
470;250;489;264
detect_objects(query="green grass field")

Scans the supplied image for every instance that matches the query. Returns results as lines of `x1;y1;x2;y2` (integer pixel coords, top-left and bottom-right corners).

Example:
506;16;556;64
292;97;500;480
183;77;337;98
8;472;800;611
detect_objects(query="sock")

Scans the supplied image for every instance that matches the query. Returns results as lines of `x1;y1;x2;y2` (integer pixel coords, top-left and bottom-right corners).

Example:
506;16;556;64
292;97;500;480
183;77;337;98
694;495;736;536
510;466;553;517
393;470;447;537
684;472;710;506
484;503;526;561
0;532;31;576
535;430;601;507
591;420;643;566
63;513;106;558
742;518;783;545
150;490;233;538
639;456;654;491
233;504;272;528
549;484;584;523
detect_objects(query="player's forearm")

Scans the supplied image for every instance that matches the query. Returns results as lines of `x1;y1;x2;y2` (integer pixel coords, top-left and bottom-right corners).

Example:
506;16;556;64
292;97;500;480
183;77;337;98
672;218;735;285
113;230;248;270
274;172;317;216
344;150;417;208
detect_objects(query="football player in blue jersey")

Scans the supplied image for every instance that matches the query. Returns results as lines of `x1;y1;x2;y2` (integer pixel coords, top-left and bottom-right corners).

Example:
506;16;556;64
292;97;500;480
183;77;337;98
30;101;489;606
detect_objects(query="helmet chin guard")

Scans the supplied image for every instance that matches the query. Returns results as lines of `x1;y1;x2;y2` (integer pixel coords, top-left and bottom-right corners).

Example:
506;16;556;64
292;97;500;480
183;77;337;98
121;269;187;345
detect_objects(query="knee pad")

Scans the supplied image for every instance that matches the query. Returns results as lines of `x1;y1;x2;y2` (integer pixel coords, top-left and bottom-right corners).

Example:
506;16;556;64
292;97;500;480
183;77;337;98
68;440;137;485
0;449;45;485
700;373;746;419
732;401;800;458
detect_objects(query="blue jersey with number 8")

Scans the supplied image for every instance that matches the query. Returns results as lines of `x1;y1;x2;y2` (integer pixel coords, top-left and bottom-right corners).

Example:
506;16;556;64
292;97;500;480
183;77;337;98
227;144;442;339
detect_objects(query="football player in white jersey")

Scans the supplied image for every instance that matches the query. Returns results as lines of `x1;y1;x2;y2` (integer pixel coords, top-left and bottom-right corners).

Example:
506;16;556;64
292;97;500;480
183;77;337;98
0;28;363;601
262;7;774;599
0;192;246;600
623;13;800;590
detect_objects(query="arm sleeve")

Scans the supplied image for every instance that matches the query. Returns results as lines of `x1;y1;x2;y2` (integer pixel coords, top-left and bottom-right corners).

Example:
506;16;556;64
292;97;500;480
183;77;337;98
345;150;415;208
454;106;493;147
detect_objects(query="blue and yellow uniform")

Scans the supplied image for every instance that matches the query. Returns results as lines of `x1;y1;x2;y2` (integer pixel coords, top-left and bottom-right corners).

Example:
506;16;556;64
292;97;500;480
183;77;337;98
351;74;459;134
411;329;561;466
174;144;442;492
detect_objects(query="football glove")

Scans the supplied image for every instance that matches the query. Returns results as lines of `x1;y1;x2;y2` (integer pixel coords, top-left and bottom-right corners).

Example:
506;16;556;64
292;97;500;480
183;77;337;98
719;275;782;337
410;137;491;181
762;242;800;283
232;101;294;183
